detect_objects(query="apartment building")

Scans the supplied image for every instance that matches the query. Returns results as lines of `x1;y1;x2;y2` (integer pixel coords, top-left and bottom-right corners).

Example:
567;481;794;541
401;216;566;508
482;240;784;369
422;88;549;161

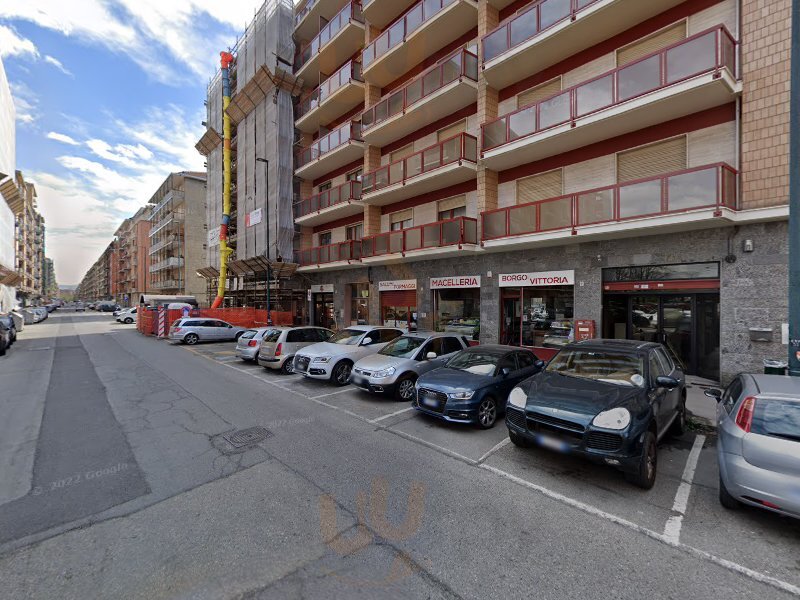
113;206;152;306
290;0;790;382
0;55;17;312
76;244;113;302
148;172;208;301
42;257;58;299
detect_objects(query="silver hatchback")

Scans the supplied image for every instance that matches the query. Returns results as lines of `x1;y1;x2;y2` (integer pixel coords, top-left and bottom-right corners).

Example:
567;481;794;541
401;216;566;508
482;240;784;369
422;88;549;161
169;318;247;345
350;332;469;401
708;373;800;519
235;328;274;361
257;326;333;374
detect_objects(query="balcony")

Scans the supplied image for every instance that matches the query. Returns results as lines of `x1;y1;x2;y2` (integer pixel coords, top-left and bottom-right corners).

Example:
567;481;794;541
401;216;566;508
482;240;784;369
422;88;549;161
294;2;365;83
295;121;364;180
149;257;185;274
295;0;352;41
362;0;418;30
151;279;182;291
148;236;183;255
361;133;478;206
295;239;362;271
150;190;184;220
481;164;738;249
149;212;185;237
481;0;687;89
482;27;739;172
296;61;365;134
294;181;364;226
361;216;479;264
361;49;478;147
362;0;478;88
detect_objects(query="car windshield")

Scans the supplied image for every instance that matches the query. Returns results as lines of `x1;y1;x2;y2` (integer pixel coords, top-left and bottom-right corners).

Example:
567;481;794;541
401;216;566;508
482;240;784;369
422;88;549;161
751;398;800;441
240;330;258;340
379;336;425;358
446;351;500;376
262;329;282;343
546;349;644;387
327;329;365;345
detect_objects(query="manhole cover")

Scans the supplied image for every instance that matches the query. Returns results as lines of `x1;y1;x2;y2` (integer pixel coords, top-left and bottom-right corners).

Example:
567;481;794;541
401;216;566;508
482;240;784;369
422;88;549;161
223;427;271;448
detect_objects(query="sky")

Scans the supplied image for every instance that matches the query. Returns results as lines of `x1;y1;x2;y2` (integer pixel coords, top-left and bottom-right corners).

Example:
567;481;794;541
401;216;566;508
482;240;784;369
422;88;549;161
0;0;284;285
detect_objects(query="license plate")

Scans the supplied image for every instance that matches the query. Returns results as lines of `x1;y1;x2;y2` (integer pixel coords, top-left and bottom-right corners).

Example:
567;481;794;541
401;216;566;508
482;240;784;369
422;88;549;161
422;397;439;408
351;375;366;386
537;434;569;453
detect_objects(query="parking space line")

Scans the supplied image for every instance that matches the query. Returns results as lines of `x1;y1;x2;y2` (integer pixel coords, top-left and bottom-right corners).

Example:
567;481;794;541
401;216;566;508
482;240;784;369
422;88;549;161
477;438;511;464
385;429;478;466
663;434;705;544
309;388;356;400
370;406;414;423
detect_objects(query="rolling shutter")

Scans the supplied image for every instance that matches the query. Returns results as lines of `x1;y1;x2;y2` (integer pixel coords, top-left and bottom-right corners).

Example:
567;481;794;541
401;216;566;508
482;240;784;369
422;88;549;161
617;22;686;66
437;120;466;142
517;169;564;204
438;195;467;212
390;144;415;162
617;137;687;182
390;208;413;225
517;77;562;109
381;290;417;308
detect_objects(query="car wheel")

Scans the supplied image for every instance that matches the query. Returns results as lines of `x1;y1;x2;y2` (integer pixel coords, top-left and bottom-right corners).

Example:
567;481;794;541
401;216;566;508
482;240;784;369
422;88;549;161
124;317;134;324
184;333;199;345
509;430;533;448
625;431;657;489
394;375;417;401
719;474;741;510
281;358;295;375
670;396;687;437
477;397;498;429
331;361;352;386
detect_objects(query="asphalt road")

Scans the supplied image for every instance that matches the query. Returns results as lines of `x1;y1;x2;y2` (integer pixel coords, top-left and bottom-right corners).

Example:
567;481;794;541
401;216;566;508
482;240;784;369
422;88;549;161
0;311;798;600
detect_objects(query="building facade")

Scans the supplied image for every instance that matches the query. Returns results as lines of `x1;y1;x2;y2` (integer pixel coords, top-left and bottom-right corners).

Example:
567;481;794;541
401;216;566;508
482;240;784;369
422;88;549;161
76;244;113;302
148;172;208;301
0;55;17;312
113;206;152;306
288;0;790;383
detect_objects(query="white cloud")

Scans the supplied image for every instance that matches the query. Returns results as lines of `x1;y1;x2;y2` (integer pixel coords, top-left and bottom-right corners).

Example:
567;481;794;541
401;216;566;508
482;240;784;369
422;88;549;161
43;55;71;76
0;24;38;59
85;139;153;169
46;131;80;145
10;81;37;125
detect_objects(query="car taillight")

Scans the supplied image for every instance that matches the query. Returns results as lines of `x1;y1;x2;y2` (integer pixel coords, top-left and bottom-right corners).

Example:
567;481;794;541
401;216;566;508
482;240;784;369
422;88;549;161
173;327;182;333
274;343;282;357
248;340;258;347
735;396;756;433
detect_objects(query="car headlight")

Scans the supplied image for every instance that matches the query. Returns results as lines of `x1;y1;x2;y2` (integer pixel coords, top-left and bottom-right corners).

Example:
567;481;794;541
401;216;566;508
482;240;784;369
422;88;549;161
372;366;396;379
508;386;528;409
448;390;475;400
592;408;631;430
312;356;332;363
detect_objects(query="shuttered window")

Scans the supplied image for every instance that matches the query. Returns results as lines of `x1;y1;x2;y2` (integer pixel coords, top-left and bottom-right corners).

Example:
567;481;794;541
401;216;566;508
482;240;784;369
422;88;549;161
517;77;562;109
517;169;563;204
617;22;687;66
437;120;466;142
617;137;687;182
438;195;466;212
390;144;415;163
390;209;413;231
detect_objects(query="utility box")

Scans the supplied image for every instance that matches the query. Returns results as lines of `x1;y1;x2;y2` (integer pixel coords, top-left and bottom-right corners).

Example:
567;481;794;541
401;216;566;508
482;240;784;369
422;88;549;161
749;327;773;342
575;320;596;341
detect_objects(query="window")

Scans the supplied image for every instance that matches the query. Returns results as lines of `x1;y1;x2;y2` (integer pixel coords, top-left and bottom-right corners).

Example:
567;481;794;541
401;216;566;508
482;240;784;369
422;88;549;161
422;338;444;358
346;223;363;241
617;22;687;66
649;352;665;383
318;181;332;193
442;337;464;356
287;329;304;343
617;137;687;183
318;231;332;246
390;144;415;163
655;348;674;374
517;77;562;109
516;352;536;369
314;328;333;341
437;195;467;221
349;282;369;324
435;288;480;340
390;209;413;231
346;168;362;182
496;354;518;374
437;120;466;142
722;376;743;414
517;169;563;204
380;329;403;343
365;330;383;345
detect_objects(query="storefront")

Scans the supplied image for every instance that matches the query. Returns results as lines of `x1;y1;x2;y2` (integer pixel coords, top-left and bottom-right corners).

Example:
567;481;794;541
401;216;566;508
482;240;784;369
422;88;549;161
499;270;575;359
601;262;720;380
431;276;481;340
379;280;417;330
347;283;370;326
310;284;335;330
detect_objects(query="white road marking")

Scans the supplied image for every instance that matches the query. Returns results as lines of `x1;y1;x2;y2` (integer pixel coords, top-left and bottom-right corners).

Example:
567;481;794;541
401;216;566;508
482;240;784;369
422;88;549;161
309;388;356;400
477;437;511;464
386;429;477;466
663;434;705;544
370;406;414;423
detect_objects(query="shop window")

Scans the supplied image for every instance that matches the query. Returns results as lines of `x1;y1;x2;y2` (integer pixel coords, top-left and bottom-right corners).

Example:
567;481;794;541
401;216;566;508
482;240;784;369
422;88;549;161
390;209;413;231
517;169;563;204
435;288;480;340
318;231;332;246
616;22;686;66
437;195;467;221
346;223;363;241
350;282;369;325
437;120;466;142
501;286;574;348
517;77;562;109
617;137;687;183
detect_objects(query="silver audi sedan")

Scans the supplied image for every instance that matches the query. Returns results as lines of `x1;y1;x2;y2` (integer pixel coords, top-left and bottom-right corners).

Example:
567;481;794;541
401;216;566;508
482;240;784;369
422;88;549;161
707;373;800;519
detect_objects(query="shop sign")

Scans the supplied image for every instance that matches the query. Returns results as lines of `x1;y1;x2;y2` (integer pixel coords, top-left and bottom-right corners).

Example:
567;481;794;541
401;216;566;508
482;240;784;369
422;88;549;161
245;208;262;227
430;276;481;289
310;284;334;294
499;270;575;287
378;280;417;292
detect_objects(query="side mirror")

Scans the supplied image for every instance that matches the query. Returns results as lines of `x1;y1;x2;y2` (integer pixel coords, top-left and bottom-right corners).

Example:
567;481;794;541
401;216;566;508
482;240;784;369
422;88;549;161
426;352;437;360
362;337;373;345
534;360;545;369
500;367;512;378
656;376;679;389
704;388;723;402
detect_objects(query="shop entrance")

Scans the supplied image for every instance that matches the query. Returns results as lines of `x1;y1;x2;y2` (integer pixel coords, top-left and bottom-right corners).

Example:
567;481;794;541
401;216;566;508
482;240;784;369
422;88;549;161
313;293;335;330
381;289;417;331
500;284;574;357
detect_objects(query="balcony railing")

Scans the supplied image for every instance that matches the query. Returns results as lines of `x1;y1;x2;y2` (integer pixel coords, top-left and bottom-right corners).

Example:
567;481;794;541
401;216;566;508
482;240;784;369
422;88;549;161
362;133;478;194
148;236;183;255
151;279;182;290
294;180;362;219
149;257;184;274
362;0;456;69
295;0;321;27
150;190;184;219
481;163;738;241
295;122;363;168
297;61;363;119
482;0;600;64
362;216;478;257
482;26;737;151
295;2;363;72
149;212;185;237
295;240;362;266
361;49;478;131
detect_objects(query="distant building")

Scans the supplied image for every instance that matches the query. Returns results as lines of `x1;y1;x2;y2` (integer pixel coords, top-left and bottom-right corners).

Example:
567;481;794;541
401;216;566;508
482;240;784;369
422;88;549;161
3;171;46;306
113;206;152;306
42;257;57;298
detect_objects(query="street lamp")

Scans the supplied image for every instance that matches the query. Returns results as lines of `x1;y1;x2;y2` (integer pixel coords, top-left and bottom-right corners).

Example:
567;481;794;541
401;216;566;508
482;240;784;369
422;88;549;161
255;157;272;326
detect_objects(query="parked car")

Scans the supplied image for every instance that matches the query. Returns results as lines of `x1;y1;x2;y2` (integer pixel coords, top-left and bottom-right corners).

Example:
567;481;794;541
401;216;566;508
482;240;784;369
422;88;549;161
351;332;469;401
706;374;800;519
75;302;86;312
97;302;119;312
116;308;137;324
414;345;544;429
0;314;17;346
505;339;685;489
257;326;333;374
0;317;13;356
235;328;273;362
293;326;404;385
31;307;47;322
168;318;247;345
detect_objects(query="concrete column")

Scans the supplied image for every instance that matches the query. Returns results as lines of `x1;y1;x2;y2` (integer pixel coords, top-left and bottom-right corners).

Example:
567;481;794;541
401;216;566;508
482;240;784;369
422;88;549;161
363;204;382;236
476;1;500;240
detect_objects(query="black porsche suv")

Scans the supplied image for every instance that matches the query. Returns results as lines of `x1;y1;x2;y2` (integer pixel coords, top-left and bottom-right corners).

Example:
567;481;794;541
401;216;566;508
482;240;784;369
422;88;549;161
505;339;686;489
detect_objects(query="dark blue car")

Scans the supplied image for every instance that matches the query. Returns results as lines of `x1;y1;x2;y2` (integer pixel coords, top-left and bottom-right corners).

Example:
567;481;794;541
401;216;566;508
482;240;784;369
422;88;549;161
413;345;544;429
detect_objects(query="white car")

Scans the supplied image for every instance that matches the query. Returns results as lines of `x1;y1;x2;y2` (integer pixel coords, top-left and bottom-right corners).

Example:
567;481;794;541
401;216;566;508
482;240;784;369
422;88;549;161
116;307;137;324
293;326;404;385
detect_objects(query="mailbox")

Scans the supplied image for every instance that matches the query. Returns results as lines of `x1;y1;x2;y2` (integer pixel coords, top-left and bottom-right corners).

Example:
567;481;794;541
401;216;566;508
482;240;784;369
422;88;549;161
574;319;596;341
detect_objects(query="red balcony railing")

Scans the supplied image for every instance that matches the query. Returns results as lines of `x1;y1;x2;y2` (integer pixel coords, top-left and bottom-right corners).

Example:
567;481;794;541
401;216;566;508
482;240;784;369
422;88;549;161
362;0;456;68
362;133;478;194
295;0;321;28
295;239;362;266
297;61;364;119
294;2;364;72
294;180;363;219
482;0;600;64
361;48;478;131
482;26;737;151
362;216;478;257
481;163;738;241
295;121;363;169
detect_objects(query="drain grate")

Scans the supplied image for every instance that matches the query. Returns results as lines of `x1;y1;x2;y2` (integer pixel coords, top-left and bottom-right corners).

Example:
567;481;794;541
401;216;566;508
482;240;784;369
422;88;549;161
223;427;271;448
